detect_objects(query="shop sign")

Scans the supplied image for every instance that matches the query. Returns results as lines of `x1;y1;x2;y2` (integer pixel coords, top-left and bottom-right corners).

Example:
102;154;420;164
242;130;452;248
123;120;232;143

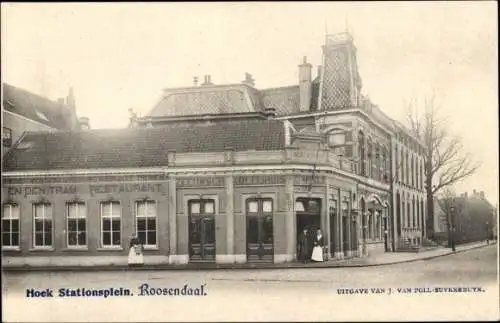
89;183;163;196
7;185;77;198
176;177;225;188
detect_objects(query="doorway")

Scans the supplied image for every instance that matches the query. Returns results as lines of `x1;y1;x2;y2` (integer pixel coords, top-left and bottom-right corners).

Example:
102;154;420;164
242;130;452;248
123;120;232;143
188;199;216;262
295;198;321;258
246;198;274;262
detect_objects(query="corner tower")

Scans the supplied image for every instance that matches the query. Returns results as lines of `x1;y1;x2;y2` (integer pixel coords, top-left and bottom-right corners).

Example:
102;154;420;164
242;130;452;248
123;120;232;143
318;32;362;110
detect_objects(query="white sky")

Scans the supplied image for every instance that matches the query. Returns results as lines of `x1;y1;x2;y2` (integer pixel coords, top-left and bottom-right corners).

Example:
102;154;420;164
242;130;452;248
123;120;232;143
1;2;498;205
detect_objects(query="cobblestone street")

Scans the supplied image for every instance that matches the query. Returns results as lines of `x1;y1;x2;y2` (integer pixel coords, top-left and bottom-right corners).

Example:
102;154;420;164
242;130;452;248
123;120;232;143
3;245;498;322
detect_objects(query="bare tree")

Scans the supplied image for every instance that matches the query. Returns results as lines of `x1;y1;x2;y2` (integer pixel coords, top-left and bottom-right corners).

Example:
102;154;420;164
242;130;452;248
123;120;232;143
406;94;480;237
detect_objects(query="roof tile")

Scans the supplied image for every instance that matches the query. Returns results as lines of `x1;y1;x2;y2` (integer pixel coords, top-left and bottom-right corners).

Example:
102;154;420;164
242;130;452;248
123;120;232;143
3;119;285;171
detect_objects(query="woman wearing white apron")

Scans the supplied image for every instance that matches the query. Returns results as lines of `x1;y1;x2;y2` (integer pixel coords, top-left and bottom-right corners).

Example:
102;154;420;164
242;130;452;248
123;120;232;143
128;233;144;266
311;229;324;262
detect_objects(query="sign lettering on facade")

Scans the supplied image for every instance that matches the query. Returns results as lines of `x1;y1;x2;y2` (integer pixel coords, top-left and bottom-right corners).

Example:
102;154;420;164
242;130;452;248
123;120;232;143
7;185;77;198
234;175;285;186
7;183;165;198
89;183;163;196
294;175;325;186
176;177;225;188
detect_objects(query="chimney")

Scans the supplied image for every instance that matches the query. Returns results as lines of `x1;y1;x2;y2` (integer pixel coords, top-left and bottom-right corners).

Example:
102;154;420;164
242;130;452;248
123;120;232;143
299;56;312;112
78;117;90;130
242;73;255;87
480;191;485;199
201;75;213;86
65;87;79;131
193;76;199;86
66;87;75;109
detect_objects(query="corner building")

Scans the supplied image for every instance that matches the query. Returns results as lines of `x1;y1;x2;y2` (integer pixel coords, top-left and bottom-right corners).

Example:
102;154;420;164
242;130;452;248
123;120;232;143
2;33;425;267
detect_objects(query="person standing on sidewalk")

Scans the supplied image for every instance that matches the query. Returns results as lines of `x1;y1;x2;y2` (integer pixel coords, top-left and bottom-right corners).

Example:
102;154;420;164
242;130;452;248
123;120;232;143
450;227;456;252
311;229;325;262
299;228;310;264
128;233;144;267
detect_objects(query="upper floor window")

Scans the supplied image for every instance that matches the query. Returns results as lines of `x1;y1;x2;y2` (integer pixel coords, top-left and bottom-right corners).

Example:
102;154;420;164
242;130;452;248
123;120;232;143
2;203;20;248
101;201;121;247
33;203;53;248
358;131;366;176
2;127;12;148
136;200;157;247
67;202;87;247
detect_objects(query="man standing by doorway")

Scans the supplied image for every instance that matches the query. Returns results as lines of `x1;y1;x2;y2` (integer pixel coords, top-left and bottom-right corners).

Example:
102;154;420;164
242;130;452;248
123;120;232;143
299;228;310;263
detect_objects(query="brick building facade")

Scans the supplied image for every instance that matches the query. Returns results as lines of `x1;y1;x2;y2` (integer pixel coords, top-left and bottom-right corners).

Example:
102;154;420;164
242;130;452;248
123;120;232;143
2;32;426;267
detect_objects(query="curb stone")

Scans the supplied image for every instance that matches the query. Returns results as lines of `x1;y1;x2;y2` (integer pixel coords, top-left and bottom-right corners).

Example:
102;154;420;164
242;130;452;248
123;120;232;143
2;242;495;273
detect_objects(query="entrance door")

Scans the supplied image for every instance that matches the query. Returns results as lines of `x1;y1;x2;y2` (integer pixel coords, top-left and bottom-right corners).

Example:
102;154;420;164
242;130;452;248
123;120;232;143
342;216;349;253
295;198;321;258
246;199;274;262
188;199;216;262
329;203;337;256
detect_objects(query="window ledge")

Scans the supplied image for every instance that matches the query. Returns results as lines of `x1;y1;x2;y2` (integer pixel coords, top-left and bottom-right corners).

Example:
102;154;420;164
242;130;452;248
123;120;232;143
2;247;21;252
142;246;159;251
62;247;89;252
29;247;55;252
97;247;123;252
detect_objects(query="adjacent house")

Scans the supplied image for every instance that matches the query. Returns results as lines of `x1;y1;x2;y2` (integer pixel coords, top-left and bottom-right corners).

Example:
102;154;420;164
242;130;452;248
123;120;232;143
1;83;89;157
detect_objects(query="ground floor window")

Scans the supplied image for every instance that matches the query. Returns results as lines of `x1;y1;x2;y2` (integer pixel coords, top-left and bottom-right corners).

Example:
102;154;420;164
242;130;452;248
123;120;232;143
2;203;20;247
67;202;87;247
33;203;53;248
101;201;121;247
136;200;157;247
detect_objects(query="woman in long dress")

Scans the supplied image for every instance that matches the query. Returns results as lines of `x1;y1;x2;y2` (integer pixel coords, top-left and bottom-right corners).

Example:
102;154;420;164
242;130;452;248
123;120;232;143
128;233;144;266
311;229;325;262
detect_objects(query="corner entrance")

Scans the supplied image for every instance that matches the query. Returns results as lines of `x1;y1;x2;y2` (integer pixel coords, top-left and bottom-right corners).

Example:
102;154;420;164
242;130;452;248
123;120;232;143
188;199;216;262
295;198;321;258
246;198;274;262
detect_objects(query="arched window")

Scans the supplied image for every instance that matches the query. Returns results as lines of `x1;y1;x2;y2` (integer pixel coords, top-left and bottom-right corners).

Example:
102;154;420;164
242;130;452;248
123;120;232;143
416;158;420;189
367;139;372;178
407;200;411;229
396;192;401;236
410;155;414;187
416;198;420;228
358;131;366;176
405;150;410;184
412;197;416;227
395;145;399;182
380;146;389;182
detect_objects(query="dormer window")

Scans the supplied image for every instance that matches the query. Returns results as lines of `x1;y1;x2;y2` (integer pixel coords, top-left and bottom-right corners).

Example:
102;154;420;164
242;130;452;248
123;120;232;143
35;110;49;122
2;127;12;148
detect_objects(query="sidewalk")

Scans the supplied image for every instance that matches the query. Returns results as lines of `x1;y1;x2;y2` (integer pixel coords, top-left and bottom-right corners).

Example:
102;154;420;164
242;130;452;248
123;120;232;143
3;240;495;272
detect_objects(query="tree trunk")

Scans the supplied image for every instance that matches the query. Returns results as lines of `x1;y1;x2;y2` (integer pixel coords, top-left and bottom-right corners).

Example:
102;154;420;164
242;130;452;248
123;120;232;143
426;179;434;238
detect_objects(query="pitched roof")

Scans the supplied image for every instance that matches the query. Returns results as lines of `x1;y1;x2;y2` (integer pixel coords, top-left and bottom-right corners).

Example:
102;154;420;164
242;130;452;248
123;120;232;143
3;119;285;171
260;85;300;116
149;84;259;117
147;82;303;119
2;83;74;130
